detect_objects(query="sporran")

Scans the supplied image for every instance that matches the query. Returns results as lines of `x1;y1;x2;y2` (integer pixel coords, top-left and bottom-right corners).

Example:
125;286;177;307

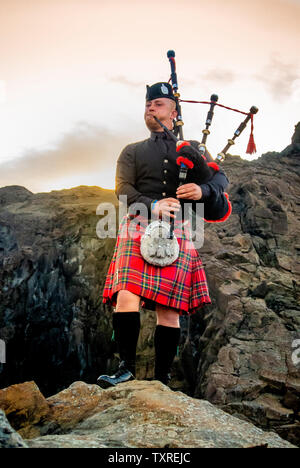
140;220;179;266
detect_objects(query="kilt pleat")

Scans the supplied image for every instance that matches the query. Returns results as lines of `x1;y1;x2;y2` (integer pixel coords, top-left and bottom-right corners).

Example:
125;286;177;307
102;215;211;315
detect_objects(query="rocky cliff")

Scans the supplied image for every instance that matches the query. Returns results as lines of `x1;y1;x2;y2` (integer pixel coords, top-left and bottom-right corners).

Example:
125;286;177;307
0;124;299;446
0;185;118;398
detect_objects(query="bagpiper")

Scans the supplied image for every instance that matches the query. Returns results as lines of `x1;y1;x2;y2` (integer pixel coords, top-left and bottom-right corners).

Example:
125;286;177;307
97;77;231;388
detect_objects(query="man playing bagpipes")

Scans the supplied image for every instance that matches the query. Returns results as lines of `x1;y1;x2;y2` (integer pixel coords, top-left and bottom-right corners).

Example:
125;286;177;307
97;76;233;388
98;47;259;388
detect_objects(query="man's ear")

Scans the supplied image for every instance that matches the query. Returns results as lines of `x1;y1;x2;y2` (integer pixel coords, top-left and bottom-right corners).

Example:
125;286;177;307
172;109;178;120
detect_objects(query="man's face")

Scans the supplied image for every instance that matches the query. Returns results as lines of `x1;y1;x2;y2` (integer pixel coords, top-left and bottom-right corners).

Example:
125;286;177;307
144;98;177;132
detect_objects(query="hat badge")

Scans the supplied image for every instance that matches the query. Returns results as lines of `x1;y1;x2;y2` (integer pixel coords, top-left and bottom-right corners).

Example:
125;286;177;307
161;83;168;95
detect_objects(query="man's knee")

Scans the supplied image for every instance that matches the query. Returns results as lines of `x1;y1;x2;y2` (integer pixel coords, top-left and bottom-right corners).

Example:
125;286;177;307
156;304;180;327
115;290;140;312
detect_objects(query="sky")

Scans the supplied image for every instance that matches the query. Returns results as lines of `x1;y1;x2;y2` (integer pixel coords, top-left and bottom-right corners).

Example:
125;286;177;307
0;0;299;193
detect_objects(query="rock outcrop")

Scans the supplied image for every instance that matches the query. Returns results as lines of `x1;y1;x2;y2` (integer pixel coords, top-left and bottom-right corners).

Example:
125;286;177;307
0;125;299;446
190;133;300;447
0;409;28;448
0;380;296;448
0;185;118;397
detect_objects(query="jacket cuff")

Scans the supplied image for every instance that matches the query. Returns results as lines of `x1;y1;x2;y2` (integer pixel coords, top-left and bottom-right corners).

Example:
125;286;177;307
200;184;212;201
204;192;232;223
127;196;155;217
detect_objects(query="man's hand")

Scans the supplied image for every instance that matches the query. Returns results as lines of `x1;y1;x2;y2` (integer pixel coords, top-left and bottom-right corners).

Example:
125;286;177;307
176;183;202;200
152;197;181;218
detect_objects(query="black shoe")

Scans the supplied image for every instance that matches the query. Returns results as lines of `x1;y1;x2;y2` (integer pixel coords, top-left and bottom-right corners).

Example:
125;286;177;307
97;361;135;389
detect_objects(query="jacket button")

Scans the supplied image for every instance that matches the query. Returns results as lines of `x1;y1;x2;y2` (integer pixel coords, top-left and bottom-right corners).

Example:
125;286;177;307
164;169;167;173
164;159;168;163
162;192;166;196
163;181;167;184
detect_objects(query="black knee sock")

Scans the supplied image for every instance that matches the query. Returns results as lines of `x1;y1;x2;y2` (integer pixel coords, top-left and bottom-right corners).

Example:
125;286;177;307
112;312;140;376
154;325;181;381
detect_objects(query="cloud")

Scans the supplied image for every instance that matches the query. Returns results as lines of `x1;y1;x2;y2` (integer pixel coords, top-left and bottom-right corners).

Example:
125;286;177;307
108;75;145;88
200;69;237;85
255;56;300;100
0;122;129;191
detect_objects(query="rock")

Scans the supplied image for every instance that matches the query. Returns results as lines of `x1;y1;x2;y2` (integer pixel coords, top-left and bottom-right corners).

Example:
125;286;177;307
23;380;295;448
223;394;295;428
0;185;33;207
0;409;28;448
291;122;300;144
276;423;300;448
0;380;105;439
0;381;50;439
45;381;104;433
0;369;131;441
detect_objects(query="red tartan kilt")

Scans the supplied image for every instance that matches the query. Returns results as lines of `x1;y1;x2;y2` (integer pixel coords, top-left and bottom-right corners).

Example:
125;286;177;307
102;215;211;315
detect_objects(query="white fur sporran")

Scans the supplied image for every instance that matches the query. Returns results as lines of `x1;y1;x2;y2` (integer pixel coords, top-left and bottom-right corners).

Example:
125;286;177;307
140;220;179;266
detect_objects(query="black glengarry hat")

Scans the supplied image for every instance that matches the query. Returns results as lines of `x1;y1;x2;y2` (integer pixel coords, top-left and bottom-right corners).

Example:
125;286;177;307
146;82;175;101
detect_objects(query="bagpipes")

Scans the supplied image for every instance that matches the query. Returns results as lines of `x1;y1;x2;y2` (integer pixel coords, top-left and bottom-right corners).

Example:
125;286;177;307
155;50;259;234
165;50;259;162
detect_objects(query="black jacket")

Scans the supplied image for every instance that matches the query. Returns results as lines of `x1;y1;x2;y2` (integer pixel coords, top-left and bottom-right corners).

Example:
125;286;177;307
115;131;230;221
